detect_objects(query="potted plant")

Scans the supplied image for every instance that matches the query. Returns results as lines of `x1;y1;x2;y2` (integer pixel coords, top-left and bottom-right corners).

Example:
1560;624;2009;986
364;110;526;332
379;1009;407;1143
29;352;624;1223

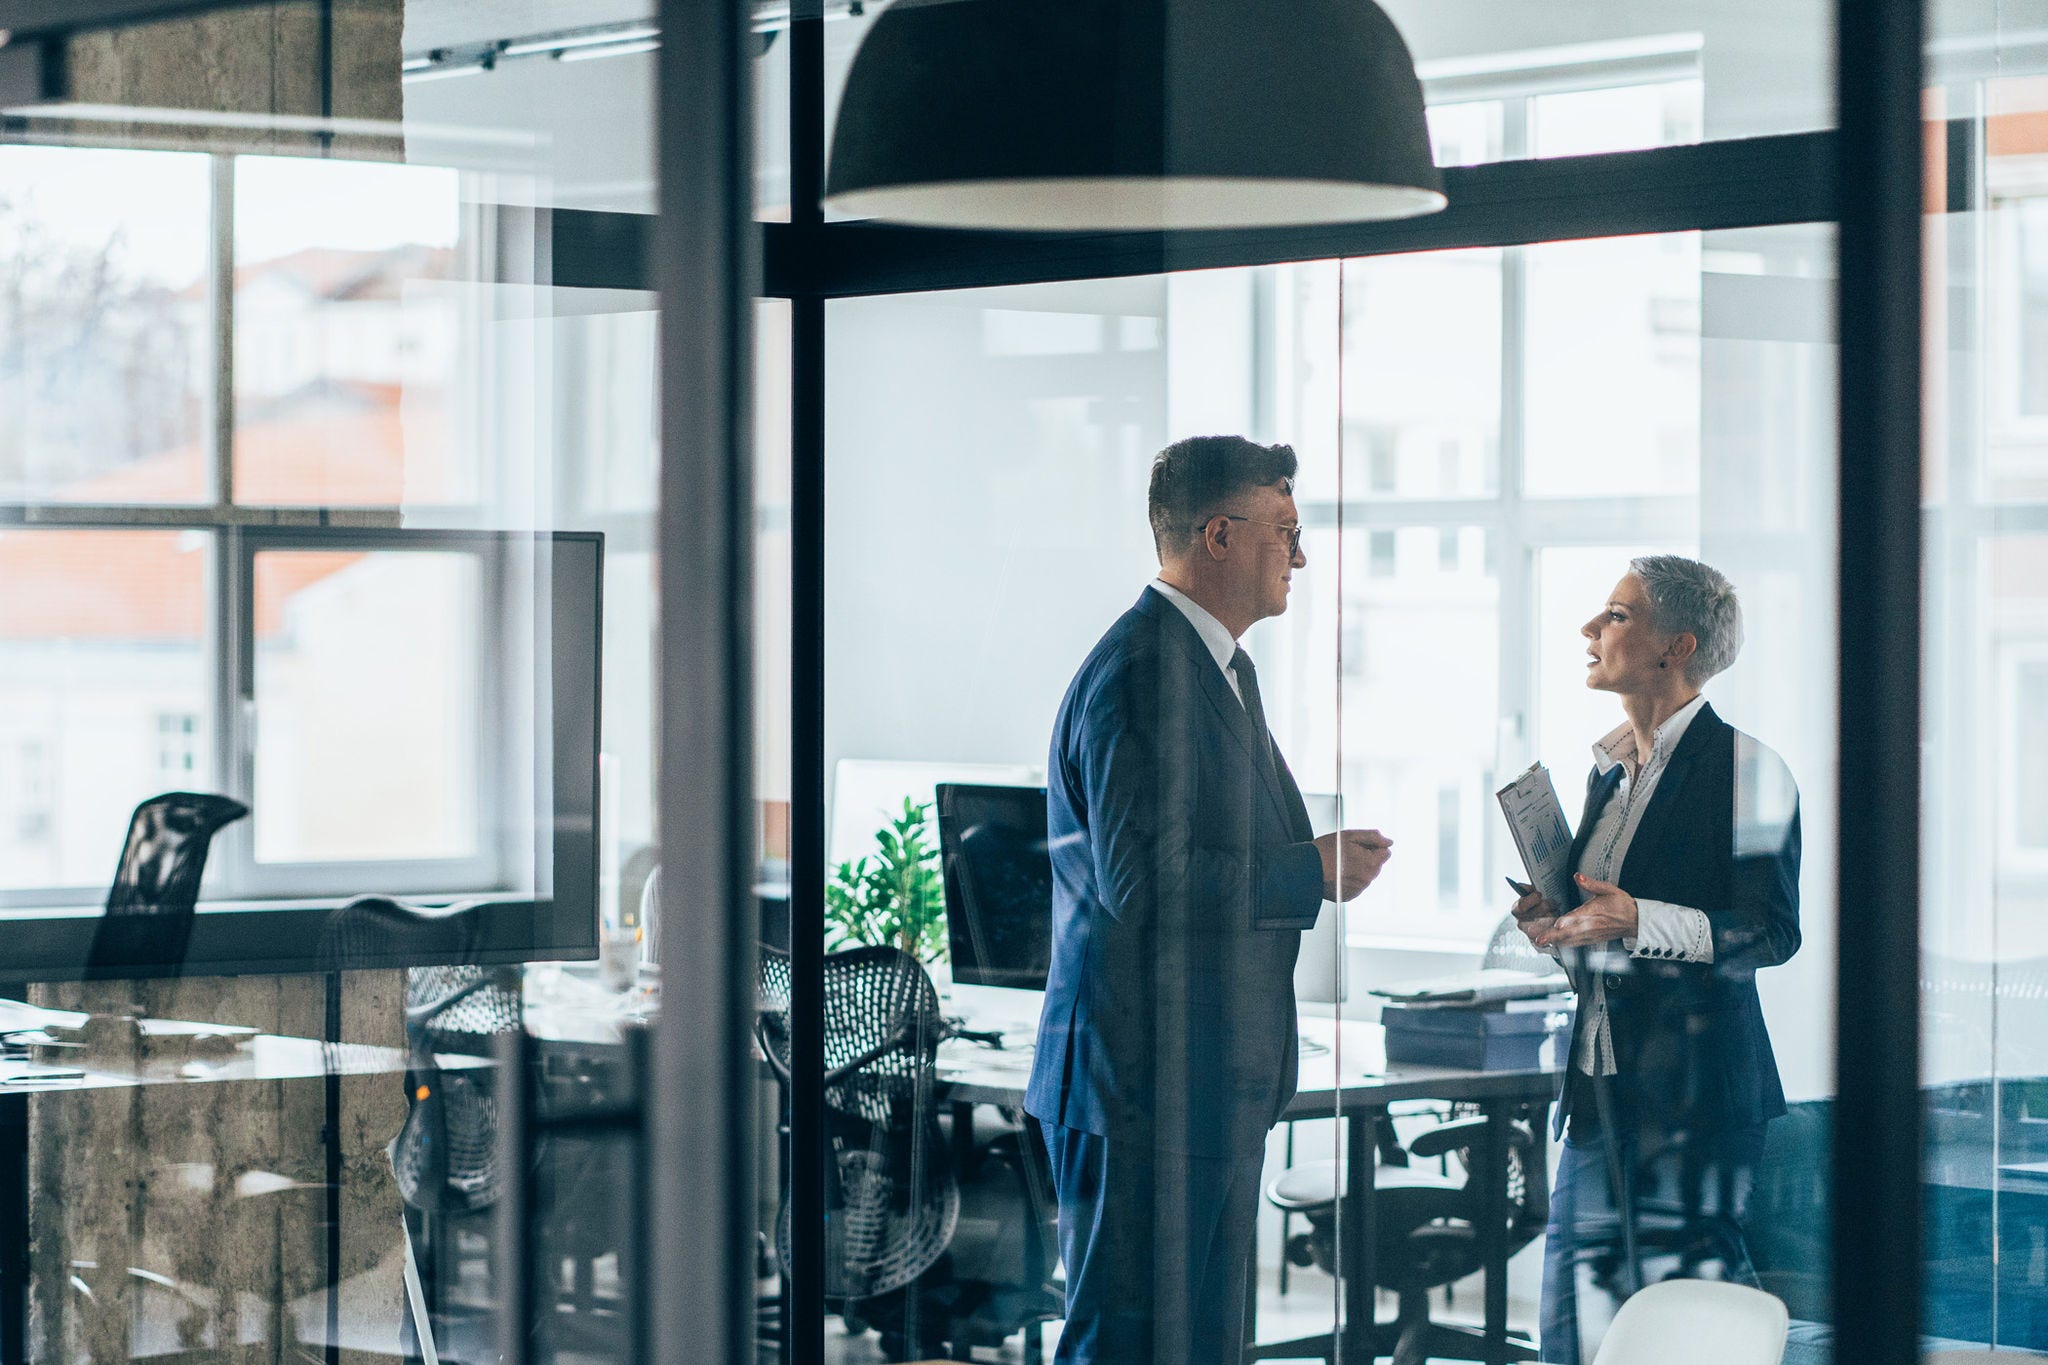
824;797;947;966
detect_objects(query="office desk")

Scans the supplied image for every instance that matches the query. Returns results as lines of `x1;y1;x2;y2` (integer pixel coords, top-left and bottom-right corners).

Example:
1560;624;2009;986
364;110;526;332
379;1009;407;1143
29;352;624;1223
936;985;1557;1365
523;970;1561;1365
0;1025;473;1365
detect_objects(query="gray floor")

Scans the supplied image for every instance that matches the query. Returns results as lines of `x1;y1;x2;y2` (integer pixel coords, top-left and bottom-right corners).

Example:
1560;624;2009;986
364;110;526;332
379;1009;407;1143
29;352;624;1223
818;1259;1543;1364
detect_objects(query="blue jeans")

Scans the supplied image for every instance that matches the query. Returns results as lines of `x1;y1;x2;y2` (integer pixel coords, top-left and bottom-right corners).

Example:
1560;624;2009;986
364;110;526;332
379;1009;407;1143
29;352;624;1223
1539;1118;1766;1364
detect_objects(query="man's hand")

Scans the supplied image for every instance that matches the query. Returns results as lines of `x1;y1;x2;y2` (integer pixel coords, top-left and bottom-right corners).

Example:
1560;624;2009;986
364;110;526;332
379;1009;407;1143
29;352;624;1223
1315;829;1392;902
1539;872;1639;949
1511;886;1560;949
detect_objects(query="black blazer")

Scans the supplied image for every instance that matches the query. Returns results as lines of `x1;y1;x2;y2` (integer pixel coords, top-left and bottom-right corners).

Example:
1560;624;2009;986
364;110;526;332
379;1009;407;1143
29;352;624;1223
1555;701;1802;1139
1025;588;1325;1159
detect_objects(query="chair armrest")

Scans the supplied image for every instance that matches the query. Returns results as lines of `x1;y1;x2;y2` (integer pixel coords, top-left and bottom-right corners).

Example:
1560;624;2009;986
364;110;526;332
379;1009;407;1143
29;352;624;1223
1407;1115;1523;1160
1407;1116;1489;1159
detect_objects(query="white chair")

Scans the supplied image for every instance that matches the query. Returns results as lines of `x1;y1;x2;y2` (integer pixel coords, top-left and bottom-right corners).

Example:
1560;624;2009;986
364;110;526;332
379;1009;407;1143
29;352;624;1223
1591;1279;1788;1365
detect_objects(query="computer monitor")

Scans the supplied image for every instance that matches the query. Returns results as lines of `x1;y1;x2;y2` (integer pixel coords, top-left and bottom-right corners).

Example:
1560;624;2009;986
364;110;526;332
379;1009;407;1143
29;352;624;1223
935;785;1346;996
935;783;1054;990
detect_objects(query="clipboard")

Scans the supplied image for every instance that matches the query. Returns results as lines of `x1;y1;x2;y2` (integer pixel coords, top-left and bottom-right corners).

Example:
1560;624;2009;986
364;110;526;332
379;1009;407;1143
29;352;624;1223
1495;762;1575;910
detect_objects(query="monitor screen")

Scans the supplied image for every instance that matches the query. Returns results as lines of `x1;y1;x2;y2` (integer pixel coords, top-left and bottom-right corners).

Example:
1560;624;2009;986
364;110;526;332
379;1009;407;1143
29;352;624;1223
935;783;1054;991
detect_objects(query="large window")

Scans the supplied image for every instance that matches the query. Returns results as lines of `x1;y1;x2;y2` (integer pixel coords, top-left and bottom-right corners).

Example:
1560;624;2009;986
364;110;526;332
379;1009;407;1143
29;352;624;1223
0;144;530;910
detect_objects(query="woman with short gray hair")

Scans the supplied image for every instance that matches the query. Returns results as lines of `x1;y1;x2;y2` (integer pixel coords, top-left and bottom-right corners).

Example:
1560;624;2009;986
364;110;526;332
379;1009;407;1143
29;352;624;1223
1508;555;1802;1363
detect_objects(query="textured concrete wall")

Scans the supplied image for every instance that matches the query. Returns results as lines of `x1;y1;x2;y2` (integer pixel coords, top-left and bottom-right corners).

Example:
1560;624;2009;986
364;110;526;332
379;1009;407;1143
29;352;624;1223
54;0;403;160
27;972;410;1363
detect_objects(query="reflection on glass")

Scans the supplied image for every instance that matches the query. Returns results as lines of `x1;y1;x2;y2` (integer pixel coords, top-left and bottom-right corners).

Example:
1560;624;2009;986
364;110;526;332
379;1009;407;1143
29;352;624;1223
1304;524;1501;941
0;529;211;890
828;283;1350;1356
1340;249;1503;500
233;157;465;506
0;147;211;505
1523;234;1701;498
1532;81;1704;158
820;221;1840;1362
1428;99;1507;166
252;549;480;863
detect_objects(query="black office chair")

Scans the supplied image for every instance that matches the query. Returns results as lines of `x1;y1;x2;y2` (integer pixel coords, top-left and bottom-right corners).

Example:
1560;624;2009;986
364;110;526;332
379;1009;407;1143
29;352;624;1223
1265;914;1562;1361
759;944;959;1361
318;896;526;1361
86;791;248;975
1268;1104;1550;1365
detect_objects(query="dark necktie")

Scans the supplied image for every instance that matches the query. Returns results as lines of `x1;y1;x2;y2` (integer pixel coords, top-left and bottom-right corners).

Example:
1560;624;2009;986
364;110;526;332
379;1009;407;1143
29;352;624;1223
1230;646;1279;781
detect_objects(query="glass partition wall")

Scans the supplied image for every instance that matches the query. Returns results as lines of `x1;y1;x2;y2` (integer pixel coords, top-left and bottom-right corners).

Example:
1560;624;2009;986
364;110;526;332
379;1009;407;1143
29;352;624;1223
0;0;1997;1361
0;0;716;1358
817;217;1840;1361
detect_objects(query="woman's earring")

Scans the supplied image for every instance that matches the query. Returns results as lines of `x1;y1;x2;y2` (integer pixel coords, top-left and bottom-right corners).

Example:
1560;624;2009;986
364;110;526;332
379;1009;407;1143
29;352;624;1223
1658;660;1667;669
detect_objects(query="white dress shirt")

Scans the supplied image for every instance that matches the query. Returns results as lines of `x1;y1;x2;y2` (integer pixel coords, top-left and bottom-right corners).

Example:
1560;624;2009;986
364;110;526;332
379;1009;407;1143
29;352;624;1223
1573;692;1717;1076
1150;579;1244;705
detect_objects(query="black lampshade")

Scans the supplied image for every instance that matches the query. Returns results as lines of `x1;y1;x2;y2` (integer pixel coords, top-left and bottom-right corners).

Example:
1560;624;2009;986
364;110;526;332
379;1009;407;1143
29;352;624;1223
824;0;1446;231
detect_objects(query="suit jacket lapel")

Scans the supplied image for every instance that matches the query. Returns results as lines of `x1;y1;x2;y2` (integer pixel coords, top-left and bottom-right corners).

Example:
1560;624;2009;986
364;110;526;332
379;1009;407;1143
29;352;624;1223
1138;590;1299;832
1619;702;1722;886
1565;764;1623;911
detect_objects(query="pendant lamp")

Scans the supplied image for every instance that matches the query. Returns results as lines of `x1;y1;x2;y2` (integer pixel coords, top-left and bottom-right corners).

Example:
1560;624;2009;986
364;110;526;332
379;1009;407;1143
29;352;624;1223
824;0;1446;231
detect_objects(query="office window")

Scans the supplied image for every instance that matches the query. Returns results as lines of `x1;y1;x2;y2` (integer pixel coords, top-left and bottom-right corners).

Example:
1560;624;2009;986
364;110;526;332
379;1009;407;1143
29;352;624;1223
2010;652;2048;858
250;547;484;865
1425;99;1506;167
233;157;467;506
0;528;212;893
1290;224;1831;948
1522;233;1701;498
2010;199;2048;421
0;146;574;912
1531;80;1704;158
0;146;211;505
155;713;200;779
819;231;1826;964
1368;529;1397;576
1437;783;1462;907
12;739;51;844
1339;248;1502;500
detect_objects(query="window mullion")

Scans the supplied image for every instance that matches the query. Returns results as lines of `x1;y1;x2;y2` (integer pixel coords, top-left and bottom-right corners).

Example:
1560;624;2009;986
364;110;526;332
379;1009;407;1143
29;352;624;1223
210;154;236;514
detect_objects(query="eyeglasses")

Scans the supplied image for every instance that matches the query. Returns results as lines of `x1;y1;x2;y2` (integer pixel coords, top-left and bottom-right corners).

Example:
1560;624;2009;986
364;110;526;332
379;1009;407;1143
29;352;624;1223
1199;514;1304;555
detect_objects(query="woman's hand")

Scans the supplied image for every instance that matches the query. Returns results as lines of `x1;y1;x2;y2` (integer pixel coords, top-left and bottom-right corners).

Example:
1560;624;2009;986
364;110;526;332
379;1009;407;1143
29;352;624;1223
1541;872;1639;948
1511;887;1559;948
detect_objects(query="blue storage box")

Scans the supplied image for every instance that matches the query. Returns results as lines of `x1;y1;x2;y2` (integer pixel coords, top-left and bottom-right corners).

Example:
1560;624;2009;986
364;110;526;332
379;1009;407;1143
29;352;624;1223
1381;995;1575;1071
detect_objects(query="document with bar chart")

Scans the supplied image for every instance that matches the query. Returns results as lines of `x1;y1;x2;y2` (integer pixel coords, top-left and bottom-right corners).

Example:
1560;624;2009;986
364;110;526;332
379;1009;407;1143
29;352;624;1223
1496;762;1575;911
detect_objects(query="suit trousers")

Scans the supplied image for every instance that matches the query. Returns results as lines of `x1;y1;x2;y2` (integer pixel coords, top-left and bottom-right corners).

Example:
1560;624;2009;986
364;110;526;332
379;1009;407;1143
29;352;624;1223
1539;1113;1766;1364
1042;1122;1266;1365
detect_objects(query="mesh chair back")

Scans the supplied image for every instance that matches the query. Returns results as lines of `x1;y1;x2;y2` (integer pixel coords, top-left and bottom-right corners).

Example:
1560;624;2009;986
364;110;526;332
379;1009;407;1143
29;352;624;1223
758;943;793;1079
317;896;523;1214
771;945;958;1302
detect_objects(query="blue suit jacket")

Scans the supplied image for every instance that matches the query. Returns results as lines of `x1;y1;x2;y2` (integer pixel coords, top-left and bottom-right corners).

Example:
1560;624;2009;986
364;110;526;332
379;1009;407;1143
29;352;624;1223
1554;701;1803;1138
1025;588;1325;1159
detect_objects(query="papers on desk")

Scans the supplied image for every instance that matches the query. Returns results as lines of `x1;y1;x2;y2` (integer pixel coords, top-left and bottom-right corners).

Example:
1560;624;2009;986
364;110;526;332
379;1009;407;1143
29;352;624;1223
0;998;72;1039
1496;762;1575;910
1369;968;1569;1007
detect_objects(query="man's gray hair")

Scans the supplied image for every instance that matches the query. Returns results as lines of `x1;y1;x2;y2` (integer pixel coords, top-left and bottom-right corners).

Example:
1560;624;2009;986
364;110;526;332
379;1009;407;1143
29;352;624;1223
1629;554;1744;686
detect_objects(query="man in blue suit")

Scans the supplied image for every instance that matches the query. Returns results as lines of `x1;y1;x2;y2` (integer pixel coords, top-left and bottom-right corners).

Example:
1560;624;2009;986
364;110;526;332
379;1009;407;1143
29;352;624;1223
1025;435;1392;1364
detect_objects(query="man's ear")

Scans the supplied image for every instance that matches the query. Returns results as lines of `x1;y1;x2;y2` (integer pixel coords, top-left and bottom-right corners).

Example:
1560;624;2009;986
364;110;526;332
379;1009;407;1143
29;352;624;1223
1202;515;1231;561
1667;633;1699;670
